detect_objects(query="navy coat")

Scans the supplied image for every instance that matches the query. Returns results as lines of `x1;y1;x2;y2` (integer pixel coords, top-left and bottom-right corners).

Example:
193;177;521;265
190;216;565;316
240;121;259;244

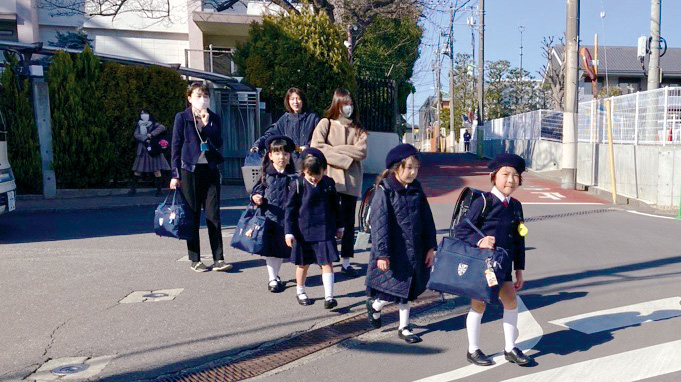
365;175;438;299
285;175;342;242
171;107;224;179
254;110;320;151
454;192;525;271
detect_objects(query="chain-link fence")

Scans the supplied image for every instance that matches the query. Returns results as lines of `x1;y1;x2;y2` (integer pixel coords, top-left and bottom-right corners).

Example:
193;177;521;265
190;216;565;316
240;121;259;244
578;87;681;145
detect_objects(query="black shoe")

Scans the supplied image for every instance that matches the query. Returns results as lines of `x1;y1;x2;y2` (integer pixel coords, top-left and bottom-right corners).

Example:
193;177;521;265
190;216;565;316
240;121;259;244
504;347;531;366
297;293;312;306
324;298;337;309
340;264;358;277
467;349;493;366
268;278;284;293
366;299;382;328
397;325;422;344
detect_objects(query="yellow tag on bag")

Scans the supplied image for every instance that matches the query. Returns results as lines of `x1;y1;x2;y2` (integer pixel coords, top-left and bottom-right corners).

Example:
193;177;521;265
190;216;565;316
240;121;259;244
518;222;528;236
485;269;498;287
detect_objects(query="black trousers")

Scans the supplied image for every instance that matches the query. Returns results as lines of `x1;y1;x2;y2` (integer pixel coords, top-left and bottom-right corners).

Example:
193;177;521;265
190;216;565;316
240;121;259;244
180;164;223;262
339;193;358;259
464;141;470;151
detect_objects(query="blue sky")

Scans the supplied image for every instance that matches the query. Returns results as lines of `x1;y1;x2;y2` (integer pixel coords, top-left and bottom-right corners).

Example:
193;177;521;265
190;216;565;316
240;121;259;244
407;0;681;125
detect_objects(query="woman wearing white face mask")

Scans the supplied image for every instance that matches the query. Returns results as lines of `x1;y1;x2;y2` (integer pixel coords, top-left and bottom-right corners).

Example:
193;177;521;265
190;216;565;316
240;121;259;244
170;82;231;273
129;109;170;196
311;88;368;277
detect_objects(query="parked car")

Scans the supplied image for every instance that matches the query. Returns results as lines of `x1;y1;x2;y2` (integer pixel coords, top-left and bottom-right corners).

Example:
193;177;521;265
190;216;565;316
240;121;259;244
0;109;16;215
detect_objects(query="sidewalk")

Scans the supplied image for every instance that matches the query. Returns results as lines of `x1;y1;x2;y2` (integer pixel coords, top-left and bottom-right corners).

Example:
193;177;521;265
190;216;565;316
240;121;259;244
14;185;250;213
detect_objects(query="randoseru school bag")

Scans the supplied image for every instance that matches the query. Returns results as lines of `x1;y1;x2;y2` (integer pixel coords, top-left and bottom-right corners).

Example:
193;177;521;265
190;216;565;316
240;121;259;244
428;218;511;305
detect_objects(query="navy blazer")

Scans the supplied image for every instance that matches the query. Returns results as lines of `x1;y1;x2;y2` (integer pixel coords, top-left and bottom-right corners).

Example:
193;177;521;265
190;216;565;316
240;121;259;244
454;192;526;270
365;175;437;299
253;110;320;151
285;175;341;242
171;107;224;178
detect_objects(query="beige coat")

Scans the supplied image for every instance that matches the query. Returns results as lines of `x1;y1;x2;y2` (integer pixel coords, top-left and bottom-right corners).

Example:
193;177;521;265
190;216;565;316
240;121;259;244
311;117;368;197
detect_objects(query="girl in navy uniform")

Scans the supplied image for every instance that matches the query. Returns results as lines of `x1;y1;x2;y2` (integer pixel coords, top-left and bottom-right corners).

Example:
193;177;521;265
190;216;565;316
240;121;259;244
365;144;437;344
454;153;531;366
285;148;343;309
251;136;297;293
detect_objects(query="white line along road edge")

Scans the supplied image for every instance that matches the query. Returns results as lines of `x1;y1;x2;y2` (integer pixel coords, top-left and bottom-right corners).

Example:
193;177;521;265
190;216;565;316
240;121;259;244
413;296;543;382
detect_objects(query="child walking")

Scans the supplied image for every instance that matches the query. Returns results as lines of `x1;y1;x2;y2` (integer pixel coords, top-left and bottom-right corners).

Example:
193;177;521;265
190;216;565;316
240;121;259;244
251;136;297;293
454;153;531;366
365;144;437;343
285;148;343;309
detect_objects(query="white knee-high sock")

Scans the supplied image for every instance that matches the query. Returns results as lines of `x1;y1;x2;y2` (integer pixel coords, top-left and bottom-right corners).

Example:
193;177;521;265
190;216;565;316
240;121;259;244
466;309;484;353
399;302;411;330
342;257;350;268
372;298;388;311
265;257;283;281
503;308;519;352
322;272;334;300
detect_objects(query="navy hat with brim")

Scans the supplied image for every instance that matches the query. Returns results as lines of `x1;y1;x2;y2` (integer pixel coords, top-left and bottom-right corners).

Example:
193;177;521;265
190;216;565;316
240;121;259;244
265;135;296;152
488;153;526;173
301;147;327;169
385;143;420;169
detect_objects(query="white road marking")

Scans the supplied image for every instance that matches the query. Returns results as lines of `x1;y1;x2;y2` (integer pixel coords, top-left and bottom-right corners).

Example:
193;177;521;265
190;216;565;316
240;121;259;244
521;202;604;205
500;339;681;382
413;296;542;382
220;206;247;210
626;210;679;220
548;297;681;334
532;191;566;200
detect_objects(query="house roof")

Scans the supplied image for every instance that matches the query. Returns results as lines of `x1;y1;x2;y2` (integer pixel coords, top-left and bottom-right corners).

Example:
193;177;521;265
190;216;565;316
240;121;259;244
552;45;681;77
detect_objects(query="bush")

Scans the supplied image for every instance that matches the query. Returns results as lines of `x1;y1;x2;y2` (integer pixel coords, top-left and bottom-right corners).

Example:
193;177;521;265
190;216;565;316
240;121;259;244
0;54;42;194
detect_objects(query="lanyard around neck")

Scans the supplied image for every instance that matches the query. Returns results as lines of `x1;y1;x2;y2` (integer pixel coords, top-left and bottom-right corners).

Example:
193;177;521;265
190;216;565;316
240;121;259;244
192;111;207;144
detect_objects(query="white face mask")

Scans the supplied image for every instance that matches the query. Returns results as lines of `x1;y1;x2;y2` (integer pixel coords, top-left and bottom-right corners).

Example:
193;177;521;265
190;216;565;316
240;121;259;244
191;97;209;111
140;113;150;122
342;105;353;118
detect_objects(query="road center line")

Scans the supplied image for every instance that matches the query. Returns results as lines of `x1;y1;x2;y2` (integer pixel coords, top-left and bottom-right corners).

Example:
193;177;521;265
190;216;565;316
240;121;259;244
413;296;542;382
500;339;681;382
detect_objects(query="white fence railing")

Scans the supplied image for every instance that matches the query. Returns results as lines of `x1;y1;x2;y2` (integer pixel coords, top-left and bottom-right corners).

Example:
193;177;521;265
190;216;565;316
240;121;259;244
578;87;681;145
482;109;563;141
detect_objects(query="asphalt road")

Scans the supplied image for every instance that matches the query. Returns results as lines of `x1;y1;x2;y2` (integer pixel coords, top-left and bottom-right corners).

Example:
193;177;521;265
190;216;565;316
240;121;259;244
1;153;680;382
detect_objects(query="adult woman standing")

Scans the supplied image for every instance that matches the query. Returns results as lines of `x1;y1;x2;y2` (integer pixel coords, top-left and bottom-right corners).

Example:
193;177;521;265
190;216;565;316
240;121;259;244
311;88;367;277
170;82;231;272
252;88;320;167
129;110;170;196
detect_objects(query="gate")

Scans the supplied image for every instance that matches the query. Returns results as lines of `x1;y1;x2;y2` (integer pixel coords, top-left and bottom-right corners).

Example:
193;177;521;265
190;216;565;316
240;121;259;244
356;77;398;132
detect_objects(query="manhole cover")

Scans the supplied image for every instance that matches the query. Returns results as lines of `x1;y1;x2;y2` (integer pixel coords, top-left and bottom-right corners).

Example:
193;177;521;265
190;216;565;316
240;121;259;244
51;363;90;375
143;293;169;298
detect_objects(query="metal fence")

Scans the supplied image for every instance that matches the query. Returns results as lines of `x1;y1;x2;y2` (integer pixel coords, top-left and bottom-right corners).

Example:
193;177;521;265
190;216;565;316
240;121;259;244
356;76;397;133
482;109;563;141
185;47;237;76
578;87;681;145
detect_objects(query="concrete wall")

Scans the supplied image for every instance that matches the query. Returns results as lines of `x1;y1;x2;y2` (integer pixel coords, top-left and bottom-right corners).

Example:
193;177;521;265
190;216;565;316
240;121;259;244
364;132;400;174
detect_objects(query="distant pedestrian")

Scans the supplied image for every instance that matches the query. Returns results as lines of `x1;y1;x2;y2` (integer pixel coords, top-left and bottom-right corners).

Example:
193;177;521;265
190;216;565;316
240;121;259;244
129;110;170;196
170;82;231;273
365;144;437;344
251;135;297;293
311;88;367;277
454;153;531;367
285;148;343;309
463;129;471;152
252;88;320;169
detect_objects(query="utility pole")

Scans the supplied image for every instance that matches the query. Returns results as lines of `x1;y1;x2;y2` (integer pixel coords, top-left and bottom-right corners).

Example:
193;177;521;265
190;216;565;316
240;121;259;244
449;5;456;151
647;0;661;90
519;25;525;77
476;0;484;124
562;0;580;189
434;37;442;152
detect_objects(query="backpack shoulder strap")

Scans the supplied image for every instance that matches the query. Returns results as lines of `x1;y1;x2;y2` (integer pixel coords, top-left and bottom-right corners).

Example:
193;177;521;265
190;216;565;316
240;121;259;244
478;192;494;224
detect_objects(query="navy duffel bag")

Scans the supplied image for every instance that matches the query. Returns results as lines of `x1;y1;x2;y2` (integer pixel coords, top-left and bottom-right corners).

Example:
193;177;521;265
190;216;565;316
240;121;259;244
427;219;511;304
154;190;196;240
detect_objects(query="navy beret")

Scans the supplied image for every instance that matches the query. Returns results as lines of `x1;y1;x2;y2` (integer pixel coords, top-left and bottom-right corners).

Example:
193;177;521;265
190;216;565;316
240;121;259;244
301;147;327;169
488;153;526;173
385;143;420;169
265;135;296;152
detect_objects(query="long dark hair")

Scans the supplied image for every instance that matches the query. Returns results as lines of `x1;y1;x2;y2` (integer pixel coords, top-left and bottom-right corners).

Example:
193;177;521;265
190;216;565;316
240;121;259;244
260;138;296;184
374;154;420;189
284;87;307;113
324;88;366;135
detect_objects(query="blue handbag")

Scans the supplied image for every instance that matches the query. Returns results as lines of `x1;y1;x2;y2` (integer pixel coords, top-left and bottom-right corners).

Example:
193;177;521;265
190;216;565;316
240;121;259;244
230;205;269;254
427;219;511;304
154;190;196;240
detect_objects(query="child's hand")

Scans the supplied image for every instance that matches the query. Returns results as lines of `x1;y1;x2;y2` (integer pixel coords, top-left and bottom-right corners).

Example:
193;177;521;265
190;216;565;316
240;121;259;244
514;270;524;290
377;258;389;271
252;194;263;205
285;234;295;248
336;228;344;239
478;236;496;249
425;248;435;267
